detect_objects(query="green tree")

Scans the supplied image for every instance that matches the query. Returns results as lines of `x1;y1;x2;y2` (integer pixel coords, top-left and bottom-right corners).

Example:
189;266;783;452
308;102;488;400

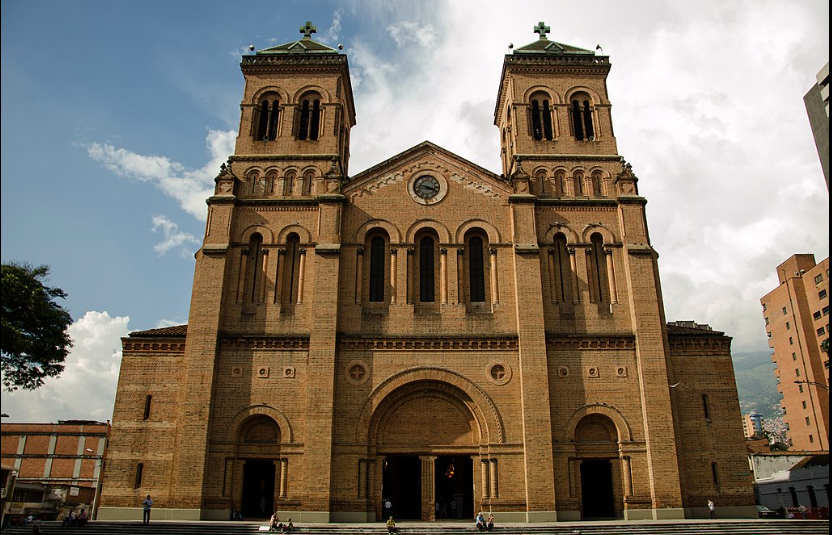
1;262;72;391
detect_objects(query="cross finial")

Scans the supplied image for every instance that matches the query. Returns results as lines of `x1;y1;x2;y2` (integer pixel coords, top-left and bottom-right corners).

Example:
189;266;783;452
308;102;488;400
300;21;317;39
534;21;551;39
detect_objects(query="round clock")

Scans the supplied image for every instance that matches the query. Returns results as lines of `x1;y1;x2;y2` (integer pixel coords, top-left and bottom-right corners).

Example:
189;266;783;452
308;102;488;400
414;175;440;199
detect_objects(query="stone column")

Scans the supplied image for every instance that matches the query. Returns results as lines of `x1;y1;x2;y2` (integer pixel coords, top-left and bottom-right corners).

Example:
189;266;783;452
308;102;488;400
621;456;632;497
274;249;285;304
585;249;595;303
481;459;490;498
420;456;437;521
440;249;448;304
296;249;306;304
355;248;364;304
279;457;289;499
389;249;397;304
547;249;557;303
568;248;580;304
259;250;269;304
236;249;249;304
489;459;498;499
489;248;499;304
605;248;618;304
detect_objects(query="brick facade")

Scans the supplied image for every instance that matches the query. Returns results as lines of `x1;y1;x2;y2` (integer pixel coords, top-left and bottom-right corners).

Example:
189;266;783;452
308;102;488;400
98;23;754;522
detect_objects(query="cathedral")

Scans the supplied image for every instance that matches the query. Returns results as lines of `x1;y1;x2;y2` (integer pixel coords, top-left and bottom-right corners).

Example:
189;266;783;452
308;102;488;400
98;22;755;522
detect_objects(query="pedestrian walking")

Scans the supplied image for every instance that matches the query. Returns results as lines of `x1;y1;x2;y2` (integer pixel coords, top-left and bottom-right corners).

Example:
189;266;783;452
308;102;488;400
142;494;153;525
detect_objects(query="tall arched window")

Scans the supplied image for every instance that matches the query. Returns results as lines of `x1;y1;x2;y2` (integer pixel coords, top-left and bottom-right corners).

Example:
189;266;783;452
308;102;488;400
589;233;609;303
553;233;570;303
571;94;595;141
254;93;280;141
297;96;321;141
468;236;486;303
418;235;436;303
592;171;603;197
302;171;314;196
283;233;301;305
248;233;264;303
555;170;566;197
283;172;296;196
369;236;386;302
530;95;554;141
575;172;585;196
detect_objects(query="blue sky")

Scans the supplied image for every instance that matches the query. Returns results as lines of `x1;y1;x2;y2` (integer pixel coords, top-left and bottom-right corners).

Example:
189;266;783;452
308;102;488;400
1;0;829;422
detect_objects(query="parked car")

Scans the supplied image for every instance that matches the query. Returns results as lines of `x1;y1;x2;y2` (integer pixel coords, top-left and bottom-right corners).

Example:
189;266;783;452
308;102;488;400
757;505;779;518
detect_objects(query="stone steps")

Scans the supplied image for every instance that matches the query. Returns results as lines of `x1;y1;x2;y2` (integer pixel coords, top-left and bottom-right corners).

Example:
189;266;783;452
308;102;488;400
2;520;828;535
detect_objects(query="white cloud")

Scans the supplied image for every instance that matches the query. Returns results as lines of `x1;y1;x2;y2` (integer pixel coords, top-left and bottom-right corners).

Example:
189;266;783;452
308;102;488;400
320;9;343;44
87;129;236;221
155;318;184;329
151;214;200;257
387;21;438;48
0;311;129;423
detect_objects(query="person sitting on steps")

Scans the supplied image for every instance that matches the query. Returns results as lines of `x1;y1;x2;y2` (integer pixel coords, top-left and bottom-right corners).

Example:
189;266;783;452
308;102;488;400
476;511;487;531
387;515;398;534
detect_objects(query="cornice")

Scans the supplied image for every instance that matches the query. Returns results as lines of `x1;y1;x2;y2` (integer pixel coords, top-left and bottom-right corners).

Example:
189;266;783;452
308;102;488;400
219;336;310;350
122;339;186;353
546;334;636;350
338;335;519;351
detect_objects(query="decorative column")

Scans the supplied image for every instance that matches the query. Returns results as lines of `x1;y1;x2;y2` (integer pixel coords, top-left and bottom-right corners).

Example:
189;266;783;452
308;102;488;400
407;249;414;304
296;249;306;304
457;249;465;304
489;459;498;498
547;249;557;303
236;249;249;304
274;249;285;304
389;249;397;304
259;250;269;303
440;249;448;304
621;456;633;497
605;248;618;304
481;459;490;498
279;457;289;499
568;248;580;304
355;248;364;304
420;456;437;521
489;248;499;304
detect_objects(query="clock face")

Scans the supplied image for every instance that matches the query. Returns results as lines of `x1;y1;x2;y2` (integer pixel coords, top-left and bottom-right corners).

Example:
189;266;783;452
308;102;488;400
414;175;440;199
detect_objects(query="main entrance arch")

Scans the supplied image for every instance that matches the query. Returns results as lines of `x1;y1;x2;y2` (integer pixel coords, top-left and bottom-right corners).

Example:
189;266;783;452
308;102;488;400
357;369;504;521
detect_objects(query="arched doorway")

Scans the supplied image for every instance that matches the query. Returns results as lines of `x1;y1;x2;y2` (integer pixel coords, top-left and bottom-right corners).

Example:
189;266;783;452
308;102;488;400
574;414;621;519
367;378;491;521
236;415;281;518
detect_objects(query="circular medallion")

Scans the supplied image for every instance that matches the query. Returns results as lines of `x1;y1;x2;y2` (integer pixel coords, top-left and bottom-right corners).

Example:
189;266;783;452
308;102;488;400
486;361;512;385
344;360;370;385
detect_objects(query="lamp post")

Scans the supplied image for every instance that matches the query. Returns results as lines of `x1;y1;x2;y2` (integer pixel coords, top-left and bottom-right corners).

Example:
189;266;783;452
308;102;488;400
793;380;830;391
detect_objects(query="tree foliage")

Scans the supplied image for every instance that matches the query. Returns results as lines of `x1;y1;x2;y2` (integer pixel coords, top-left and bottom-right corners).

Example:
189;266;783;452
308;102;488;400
1;262;73;391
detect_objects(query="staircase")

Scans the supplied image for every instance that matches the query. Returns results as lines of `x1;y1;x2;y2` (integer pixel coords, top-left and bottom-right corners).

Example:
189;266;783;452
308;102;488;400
2;520;829;535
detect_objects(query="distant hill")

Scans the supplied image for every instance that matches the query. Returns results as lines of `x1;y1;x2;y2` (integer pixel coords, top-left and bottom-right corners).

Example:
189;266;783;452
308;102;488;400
732;350;781;421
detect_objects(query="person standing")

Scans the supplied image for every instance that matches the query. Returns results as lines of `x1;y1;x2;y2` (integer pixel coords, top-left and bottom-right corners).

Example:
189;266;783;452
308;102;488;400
142;494;153;525
707;499;716;519
383;498;392;519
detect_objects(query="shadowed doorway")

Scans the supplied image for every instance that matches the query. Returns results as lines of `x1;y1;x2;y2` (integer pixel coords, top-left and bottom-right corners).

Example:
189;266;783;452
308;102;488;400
580;459;615;518
241;460;275;518
382;456;421;519
435;456;473;519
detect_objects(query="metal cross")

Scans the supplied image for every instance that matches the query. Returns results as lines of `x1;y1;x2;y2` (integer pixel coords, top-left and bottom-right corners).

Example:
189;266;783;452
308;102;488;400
491;365;506;380
300;21;317;38
350;365;365;380
534;21;550;39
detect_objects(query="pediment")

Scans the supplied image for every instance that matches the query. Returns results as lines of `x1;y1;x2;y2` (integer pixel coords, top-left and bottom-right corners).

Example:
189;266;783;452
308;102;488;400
344;141;510;203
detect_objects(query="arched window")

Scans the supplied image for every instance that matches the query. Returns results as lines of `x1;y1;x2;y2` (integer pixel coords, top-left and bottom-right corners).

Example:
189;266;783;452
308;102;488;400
302;171;314;196
530;95;554;141
283;172;296;196
555;170;566;197
575;172;585;196
589;233;609;303
468;236;486;303
247;233;264;303
592;171;603;197
254;93;280;141
248;172;260;195
418;235;436;303
552;233;570;303
297;95;322;141
571;94;595;141
534;170;547;196
369;236;386;302
283;233;300;305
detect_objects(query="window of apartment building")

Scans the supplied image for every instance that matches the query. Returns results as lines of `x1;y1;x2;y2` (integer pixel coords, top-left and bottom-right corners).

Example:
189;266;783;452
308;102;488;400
818;327;826;336
762;303;767;311
786;321;790;330
809;434;815;443
795;368;801;377
820;289;828;300
783;307;788;315
792;352;797;361
815;311;823;320
806;416;811;425
765;316;770;325
823;306;829;316
815;274;824;284
803;400;807;409
789;337;793;345
798;385;804;393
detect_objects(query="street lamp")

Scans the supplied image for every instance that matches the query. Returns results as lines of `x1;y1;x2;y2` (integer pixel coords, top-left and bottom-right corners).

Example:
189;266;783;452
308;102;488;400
794;380;830;391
